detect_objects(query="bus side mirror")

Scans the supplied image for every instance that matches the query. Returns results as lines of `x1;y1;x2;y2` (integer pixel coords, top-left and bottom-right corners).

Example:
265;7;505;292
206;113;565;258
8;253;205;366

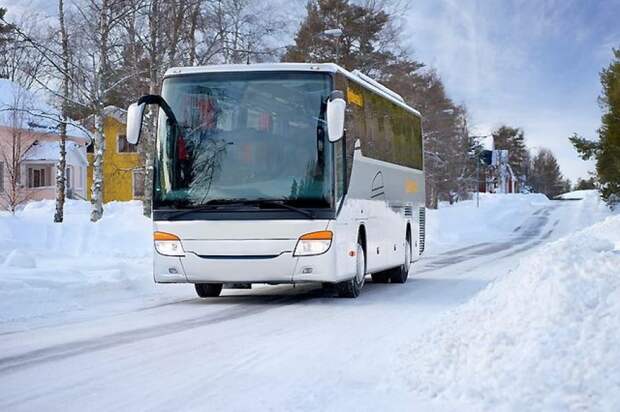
326;91;346;143
126;102;146;145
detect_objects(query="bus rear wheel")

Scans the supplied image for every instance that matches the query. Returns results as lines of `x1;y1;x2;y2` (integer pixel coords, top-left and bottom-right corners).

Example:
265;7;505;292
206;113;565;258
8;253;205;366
390;238;411;284
337;242;366;298
195;283;223;298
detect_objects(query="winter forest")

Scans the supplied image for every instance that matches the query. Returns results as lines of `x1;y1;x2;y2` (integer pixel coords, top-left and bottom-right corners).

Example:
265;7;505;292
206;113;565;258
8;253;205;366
0;0;613;221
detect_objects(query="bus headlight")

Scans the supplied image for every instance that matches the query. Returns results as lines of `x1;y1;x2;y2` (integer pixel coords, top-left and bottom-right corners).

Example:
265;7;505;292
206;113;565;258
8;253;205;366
293;231;332;256
154;231;185;257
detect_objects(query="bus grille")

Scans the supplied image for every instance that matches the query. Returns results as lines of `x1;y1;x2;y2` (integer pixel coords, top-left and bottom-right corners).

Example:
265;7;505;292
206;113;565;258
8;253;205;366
419;207;426;254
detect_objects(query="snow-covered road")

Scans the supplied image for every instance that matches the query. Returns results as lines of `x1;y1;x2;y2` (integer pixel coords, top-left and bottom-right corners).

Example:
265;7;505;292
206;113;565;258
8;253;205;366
0;194;616;411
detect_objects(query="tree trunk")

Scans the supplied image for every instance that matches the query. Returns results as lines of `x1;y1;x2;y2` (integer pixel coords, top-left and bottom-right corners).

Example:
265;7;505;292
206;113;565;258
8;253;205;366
90;112;105;222
54;0;70;223
142;0;160;217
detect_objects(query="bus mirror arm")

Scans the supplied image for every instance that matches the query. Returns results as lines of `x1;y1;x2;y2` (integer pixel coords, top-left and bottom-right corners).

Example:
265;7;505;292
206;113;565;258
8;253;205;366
126;95;178;145
326;90;346;143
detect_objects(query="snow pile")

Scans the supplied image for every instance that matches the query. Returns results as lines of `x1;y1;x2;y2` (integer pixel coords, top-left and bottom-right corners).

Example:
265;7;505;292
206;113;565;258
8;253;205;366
0;200;157;329
558;189;598;200
426;193;550;252
0;199;151;260
405;213;620;410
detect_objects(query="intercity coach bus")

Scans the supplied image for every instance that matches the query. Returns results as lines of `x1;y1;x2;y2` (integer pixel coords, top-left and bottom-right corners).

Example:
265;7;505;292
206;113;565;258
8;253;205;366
126;63;425;298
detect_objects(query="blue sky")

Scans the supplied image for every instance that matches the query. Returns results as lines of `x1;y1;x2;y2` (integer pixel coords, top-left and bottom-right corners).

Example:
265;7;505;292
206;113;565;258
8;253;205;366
4;0;619;181
403;0;620;181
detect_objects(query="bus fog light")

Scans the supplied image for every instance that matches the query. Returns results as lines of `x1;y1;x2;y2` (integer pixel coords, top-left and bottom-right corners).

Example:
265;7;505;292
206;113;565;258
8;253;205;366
155;240;185;256
154;231;185;257
293;231;332;256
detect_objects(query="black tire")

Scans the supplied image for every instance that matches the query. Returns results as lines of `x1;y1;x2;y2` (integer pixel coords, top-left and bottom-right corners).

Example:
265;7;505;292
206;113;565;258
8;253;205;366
371;271;391;283
390;238;412;284
195;283;223;298
337;242;366;298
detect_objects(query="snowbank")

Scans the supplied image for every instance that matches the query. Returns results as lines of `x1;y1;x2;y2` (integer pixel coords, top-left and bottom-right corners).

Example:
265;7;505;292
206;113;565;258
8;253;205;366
0;200;156;329
404;213;620;410
426;193;550;253
0;199;151;261
558;189;598;200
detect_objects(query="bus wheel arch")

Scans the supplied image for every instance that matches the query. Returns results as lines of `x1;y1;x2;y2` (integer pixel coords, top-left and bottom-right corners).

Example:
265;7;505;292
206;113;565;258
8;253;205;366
406;223;412;260
336;225;367;298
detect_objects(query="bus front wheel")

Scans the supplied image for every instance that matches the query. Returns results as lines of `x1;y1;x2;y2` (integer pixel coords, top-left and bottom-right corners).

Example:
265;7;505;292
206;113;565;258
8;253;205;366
337;242;366;298
195;283;223;298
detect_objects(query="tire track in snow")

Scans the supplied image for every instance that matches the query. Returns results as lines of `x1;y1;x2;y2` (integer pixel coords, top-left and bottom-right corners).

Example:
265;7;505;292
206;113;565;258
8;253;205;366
417;205;558;272
0;290;323;374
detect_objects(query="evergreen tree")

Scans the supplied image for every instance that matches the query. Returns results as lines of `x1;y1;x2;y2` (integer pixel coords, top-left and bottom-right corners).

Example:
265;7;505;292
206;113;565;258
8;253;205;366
529;149;567;198
574;176;597;190
570;48;620;204
282;0;400;75
491;126;529;181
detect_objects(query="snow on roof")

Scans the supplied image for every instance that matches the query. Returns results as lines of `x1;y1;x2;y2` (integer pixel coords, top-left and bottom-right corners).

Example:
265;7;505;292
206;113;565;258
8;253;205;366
21;140;87;166
0;79;90;142
82;105;127;127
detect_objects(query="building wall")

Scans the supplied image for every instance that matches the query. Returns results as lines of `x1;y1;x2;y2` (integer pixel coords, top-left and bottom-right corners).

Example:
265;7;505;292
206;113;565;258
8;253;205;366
86;116;142;203
0;126;88;209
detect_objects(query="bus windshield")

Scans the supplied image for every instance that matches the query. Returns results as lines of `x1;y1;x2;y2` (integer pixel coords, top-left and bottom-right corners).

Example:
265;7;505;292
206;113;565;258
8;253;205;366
153;71;333;210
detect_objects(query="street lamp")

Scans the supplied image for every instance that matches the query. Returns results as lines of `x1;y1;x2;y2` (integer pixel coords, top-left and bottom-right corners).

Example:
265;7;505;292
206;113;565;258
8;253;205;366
320;28;343;64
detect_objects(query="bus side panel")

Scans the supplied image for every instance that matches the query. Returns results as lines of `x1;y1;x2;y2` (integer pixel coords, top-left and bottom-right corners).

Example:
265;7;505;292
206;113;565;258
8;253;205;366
339;149;425;274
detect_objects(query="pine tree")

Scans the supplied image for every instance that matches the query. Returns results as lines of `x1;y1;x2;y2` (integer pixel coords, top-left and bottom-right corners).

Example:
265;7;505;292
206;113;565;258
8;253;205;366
570;48;620;204
529;149;567;198
491;126;529;181
282;0;400;74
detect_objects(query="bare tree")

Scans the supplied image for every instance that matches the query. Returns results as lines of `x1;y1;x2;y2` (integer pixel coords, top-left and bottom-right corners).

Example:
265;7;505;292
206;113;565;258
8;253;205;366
0;86;35;213
0;10;48;89
66;0;135;221
53;0;71;223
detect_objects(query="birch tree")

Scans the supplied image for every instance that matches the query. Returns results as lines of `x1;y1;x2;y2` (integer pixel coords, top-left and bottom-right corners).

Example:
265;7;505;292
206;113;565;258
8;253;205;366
53;0;71;222
67;0;134;221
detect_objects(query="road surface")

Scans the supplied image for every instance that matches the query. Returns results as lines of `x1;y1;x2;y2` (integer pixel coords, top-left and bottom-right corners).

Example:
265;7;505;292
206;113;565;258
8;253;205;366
0;201;580;411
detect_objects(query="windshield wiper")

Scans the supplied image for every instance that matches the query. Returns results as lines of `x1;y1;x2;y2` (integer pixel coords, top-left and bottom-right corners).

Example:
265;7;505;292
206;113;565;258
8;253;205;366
160;198;248;219
159;198;315;219
251;199;315;219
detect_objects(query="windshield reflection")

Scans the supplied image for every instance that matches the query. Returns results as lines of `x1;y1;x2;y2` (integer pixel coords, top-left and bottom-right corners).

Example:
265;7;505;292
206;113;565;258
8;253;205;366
154;72;333;210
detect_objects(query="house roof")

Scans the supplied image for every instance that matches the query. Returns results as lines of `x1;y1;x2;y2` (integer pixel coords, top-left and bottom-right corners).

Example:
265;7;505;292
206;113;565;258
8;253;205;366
81;105;127;130
21;140;88;166
0;79;90;142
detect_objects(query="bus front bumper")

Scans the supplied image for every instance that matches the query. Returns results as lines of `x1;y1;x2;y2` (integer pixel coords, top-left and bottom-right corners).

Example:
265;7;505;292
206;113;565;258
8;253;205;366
153;247;353;284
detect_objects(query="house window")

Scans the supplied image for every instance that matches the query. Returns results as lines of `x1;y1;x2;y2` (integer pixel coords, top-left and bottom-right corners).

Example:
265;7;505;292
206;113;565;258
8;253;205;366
132;169;145;198
0;162;4;192
118;134;137;153
27;166;50;188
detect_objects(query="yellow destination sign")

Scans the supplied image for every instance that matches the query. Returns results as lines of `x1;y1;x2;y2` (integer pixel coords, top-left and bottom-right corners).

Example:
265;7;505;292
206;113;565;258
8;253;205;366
347;87;364;107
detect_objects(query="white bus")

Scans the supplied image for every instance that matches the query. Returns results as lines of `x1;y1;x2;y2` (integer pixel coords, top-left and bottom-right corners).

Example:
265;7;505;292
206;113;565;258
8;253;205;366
126;63;425;298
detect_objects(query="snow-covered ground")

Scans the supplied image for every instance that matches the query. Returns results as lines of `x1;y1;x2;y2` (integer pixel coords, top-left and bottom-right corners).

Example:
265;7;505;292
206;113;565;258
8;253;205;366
0;200;187;331
406;211;620;410
0;191;617;410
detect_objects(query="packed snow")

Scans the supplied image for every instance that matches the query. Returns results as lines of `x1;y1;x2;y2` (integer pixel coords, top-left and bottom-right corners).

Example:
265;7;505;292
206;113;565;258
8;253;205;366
0;191;618;410
425;193;551;253
0;200;173;330
404;200;619;409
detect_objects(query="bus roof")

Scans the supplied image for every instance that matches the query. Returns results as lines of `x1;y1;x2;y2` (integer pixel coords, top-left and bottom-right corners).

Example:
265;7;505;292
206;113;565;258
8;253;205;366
164;63;421;118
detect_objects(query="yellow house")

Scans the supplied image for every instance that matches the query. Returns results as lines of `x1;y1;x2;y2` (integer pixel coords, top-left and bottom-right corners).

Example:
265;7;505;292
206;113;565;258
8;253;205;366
86;106;144;202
